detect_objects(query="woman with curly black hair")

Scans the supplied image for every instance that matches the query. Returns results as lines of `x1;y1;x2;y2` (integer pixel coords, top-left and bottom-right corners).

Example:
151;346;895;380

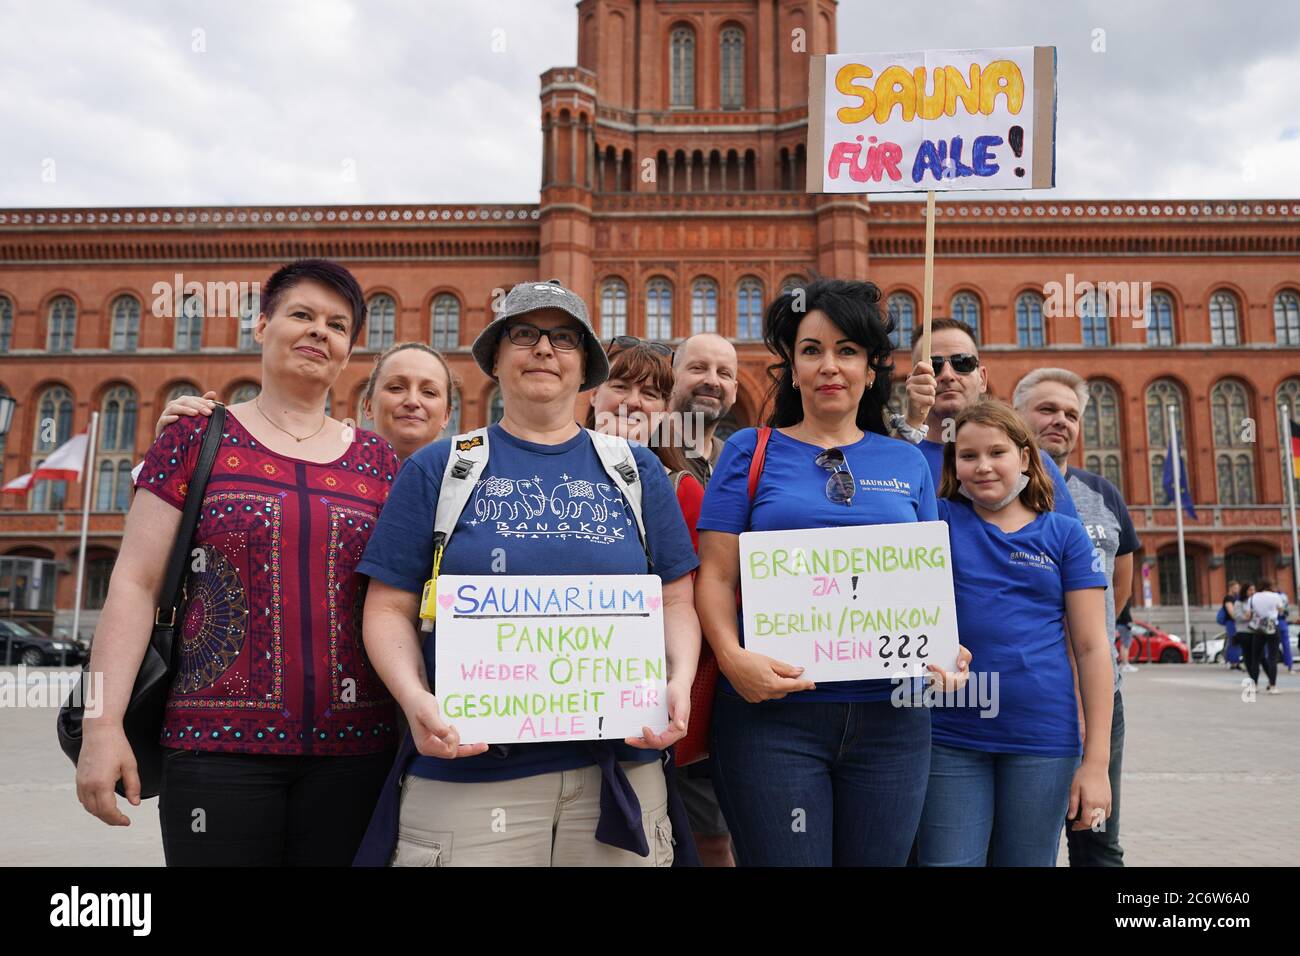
693;277;970;866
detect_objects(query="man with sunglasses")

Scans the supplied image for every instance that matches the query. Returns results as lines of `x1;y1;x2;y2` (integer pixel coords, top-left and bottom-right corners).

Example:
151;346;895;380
896;318;1080;522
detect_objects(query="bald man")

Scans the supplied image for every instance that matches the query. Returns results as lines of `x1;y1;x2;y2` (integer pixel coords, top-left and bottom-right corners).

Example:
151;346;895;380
670;333;740;487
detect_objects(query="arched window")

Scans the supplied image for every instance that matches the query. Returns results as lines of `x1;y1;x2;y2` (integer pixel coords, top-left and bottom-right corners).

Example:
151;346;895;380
1145;291;1175;345
1224;551;1263;590
95;385;138;511
600;279;628;338
239;293;259;351
1146;379;1188;506
691;278;718;334
166;383;202;405
645;278;673;340
1079;285;1110;346
32;386;74;511
110;296;140;353
367;294;396;351
1274;290;1300;346
1015;292;1045;347
720;27;744;109
98;385;137;453
887;292;916;349
1209;291;1240;346
1211;380;1254;504
175;293;203;351
228;382;260;404
1157;547;1201;605
735;277;763;340
950;291;980;343
670;27;695;108
780;275;804;295
488;389;505;425
1083;380;1124;493
1276;378;1300;501
47;296;76;352
446;389;462;437
431;294;459;350
0;295;13;352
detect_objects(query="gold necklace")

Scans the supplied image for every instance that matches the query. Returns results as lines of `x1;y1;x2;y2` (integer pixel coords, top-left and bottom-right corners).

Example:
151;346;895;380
255;396;327;443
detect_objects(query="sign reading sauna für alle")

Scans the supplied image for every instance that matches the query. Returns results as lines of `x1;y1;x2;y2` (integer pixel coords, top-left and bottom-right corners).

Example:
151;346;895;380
807;47;1057;193
738;522;960;682
434;574;669;744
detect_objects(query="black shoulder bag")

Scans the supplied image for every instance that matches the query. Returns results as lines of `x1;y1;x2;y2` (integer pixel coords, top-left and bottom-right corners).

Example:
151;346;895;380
57;403;227;799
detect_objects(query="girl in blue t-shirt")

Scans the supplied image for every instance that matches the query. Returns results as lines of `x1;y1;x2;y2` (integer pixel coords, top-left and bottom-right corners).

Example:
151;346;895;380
916;400;1113;867
695;278;971;867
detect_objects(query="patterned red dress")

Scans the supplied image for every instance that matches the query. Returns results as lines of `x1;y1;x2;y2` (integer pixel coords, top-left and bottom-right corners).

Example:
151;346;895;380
134;411;400;756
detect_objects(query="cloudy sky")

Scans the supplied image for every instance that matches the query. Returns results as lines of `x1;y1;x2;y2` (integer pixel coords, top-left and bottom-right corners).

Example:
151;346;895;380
1;0;1296;207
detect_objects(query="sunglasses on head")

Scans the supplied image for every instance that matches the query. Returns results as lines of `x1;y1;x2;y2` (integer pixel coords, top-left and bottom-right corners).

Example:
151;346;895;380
814;447;855;506
930;352;980;375
502;322;584;350
609;335;674;359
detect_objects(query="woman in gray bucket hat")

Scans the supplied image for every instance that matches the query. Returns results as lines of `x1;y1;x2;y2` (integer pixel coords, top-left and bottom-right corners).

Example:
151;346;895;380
353;279;704;866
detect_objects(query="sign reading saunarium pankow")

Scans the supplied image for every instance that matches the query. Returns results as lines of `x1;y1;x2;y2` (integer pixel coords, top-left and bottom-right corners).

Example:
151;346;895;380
807;47;1057;193
434;574;669;744
739;521;960;682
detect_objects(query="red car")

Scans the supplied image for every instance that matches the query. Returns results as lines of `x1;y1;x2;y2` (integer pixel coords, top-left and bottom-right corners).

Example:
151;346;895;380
1116;619;1189;664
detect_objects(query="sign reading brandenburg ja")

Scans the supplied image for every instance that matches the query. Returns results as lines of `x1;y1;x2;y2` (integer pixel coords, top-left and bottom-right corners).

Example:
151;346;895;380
738;521;960;682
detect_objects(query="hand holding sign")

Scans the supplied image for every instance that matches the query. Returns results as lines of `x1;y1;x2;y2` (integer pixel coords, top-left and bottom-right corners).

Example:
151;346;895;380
718;647;817;704
402;688;489;759
624;678;690;750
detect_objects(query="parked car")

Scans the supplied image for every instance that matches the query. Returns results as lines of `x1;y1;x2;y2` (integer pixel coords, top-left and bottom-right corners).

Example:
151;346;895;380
1116;618;1188;663
0;619;88;666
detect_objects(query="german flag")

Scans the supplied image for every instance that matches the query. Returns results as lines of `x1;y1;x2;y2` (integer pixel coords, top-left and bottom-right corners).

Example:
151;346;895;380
1291;418;1300;479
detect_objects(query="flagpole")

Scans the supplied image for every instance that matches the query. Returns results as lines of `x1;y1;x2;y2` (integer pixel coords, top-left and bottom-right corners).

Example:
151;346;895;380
1167;404;1193;655
70;412;99;651
1283;402;1300;605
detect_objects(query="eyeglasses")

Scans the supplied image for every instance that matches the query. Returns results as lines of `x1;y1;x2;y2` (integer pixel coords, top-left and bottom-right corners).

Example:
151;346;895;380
609;335;674;359
815;448;855;506
503;322;584;350
930;352;980;375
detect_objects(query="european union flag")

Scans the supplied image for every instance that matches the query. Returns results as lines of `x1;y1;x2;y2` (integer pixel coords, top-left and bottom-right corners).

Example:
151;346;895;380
1162;438;1198;519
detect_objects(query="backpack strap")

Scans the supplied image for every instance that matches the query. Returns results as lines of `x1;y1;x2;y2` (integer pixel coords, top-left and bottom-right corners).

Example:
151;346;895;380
418;428;490;632
586;429;651;569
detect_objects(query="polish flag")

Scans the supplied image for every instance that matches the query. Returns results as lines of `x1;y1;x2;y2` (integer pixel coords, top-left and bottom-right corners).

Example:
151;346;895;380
1;472;33;495
32;432;90;482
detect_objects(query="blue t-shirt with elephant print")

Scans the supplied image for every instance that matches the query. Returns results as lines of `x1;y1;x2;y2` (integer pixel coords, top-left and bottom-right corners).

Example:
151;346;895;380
357;423;698;782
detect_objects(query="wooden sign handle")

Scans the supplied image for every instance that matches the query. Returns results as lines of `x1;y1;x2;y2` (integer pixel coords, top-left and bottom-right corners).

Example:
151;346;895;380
921;190;936;366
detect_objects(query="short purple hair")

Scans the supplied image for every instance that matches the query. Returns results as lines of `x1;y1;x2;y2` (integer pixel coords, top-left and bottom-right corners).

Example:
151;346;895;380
261;259;367;348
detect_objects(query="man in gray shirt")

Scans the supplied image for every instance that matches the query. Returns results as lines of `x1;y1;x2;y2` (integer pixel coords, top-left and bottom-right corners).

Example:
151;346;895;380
1017;368;1139;867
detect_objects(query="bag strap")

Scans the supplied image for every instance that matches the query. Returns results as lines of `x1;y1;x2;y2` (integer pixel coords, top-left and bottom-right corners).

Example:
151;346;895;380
747;426;772;503
435;428;491;550
155;403;227;633
586;428;650;566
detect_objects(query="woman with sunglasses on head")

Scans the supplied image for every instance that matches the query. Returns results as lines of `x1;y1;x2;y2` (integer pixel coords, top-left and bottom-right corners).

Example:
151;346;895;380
153;342;456;463
693;278;970;867
354;281;701;867
915;400;1111;866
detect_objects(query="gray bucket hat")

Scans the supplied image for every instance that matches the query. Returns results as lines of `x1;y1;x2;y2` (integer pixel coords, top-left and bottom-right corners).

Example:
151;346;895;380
471;279;609;392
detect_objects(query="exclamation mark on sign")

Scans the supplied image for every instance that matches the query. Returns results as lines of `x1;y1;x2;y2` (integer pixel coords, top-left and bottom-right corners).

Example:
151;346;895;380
597;716;604;738
1008;125;1025;177
851;575;859;600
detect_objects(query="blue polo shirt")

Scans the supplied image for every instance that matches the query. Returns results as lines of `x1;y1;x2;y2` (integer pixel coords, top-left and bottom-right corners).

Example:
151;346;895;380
931;496;1107;756
696;427;937;703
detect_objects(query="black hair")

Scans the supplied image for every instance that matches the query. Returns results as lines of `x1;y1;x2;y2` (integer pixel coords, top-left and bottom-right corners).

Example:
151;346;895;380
762;277;895;434
261;259;367;349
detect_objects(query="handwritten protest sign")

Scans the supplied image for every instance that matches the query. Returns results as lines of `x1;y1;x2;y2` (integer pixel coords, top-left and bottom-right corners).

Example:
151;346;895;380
807;47;1057;193
434;574;669;744
738;521;960;682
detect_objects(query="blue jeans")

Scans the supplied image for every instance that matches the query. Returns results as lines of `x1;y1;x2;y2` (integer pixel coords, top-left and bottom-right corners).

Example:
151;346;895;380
709;691;931;866
1066;689;1125;866
917;743;1078;867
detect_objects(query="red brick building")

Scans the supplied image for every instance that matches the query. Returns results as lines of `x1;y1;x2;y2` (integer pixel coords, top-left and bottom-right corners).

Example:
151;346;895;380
1;0;1298;638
